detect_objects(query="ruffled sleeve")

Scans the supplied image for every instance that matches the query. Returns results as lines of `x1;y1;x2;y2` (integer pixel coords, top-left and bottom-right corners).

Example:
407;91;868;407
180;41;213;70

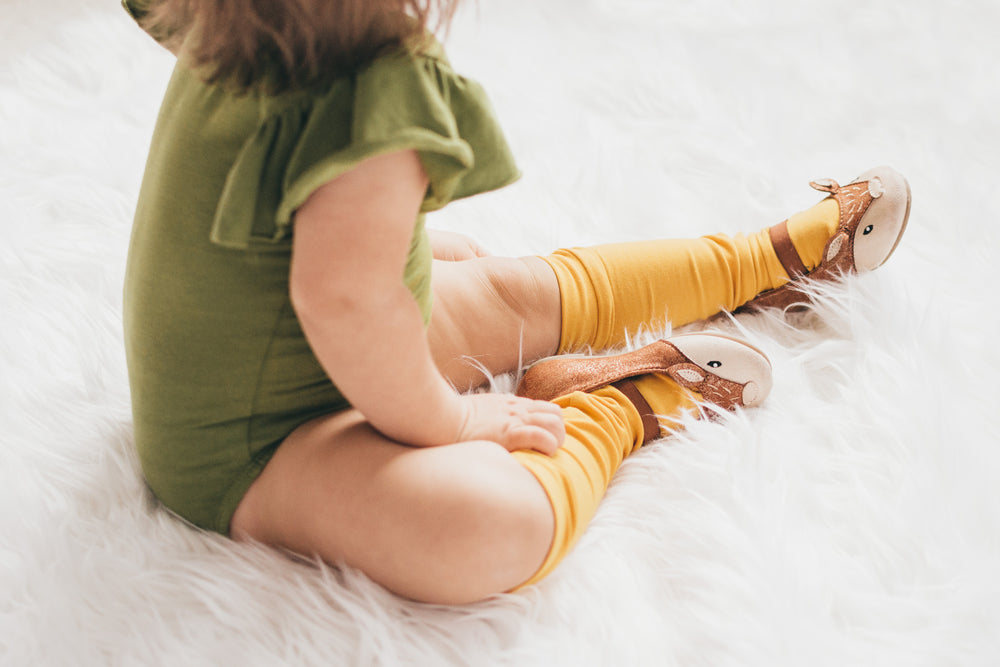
209;42;520;250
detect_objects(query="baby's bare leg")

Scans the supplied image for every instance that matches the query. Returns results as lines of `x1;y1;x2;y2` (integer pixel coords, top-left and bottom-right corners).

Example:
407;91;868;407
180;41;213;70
429;256;561;389
230;408;553;604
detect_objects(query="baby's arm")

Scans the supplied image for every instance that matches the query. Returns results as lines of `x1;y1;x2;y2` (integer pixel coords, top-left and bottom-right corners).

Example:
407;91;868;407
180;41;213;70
290;150;564;453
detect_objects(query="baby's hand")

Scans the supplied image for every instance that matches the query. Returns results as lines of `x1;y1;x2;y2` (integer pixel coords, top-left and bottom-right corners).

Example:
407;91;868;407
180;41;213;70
428;229;490;261
455;394;565;455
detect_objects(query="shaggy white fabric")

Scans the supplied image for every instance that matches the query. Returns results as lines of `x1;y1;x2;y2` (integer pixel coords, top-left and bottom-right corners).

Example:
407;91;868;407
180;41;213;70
3;0;999;664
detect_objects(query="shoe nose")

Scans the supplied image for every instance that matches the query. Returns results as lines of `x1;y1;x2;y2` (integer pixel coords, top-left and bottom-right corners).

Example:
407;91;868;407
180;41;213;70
849;166;911;272
741;381;763;408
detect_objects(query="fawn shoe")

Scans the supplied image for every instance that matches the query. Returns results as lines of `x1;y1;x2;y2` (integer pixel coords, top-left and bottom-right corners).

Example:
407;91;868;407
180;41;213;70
516;333;772;443
741;166;911;312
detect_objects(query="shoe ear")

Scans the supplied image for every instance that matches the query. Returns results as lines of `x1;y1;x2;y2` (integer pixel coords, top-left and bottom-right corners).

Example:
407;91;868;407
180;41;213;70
667;364;706;387
810;178;840;193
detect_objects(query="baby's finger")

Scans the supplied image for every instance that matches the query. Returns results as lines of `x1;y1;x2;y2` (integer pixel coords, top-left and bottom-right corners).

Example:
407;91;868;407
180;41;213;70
505;424;561;456
532;398;563;416
524;409;565;447
512;396;562;416
508;397;564;447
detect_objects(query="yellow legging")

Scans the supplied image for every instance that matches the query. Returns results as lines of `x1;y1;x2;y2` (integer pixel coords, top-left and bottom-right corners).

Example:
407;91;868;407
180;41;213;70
510;200;838;587
547;229;785;353
512;379;695;587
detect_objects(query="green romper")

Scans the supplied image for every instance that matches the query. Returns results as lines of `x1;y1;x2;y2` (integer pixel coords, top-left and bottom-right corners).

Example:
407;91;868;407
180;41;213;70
122;6;520;534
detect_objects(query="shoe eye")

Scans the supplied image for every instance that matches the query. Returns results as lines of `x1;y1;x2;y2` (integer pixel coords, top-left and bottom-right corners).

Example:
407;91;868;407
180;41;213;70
708;361;722;368
863;224;874;235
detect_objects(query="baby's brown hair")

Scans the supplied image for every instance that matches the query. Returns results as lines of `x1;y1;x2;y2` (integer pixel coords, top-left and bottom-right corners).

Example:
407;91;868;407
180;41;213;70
140;0;459;92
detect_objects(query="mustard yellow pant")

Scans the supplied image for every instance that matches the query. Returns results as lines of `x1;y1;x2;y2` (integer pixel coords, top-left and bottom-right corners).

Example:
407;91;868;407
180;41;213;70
511;226;801;587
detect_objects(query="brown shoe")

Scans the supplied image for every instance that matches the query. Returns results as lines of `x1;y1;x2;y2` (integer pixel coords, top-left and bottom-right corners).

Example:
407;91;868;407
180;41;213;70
739;166;911;313
516;333;772;443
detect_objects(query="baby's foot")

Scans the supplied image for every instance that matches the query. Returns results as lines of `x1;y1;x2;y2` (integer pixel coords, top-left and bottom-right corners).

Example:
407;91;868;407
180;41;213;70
516;333;772;444
743;166;911;313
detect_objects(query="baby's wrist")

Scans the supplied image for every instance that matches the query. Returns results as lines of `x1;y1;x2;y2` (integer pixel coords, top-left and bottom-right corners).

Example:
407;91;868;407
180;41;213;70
372;378;465;447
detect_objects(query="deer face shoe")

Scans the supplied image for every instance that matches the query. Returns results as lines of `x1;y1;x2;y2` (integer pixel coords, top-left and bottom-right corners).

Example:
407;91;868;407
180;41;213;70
741;165;911;313
516;333;773;444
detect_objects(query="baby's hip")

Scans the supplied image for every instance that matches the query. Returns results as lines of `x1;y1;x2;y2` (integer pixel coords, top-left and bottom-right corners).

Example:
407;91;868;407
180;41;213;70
134;397;351;535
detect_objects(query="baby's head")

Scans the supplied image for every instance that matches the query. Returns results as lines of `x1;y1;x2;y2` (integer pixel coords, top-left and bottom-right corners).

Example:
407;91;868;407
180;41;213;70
142;0;460;92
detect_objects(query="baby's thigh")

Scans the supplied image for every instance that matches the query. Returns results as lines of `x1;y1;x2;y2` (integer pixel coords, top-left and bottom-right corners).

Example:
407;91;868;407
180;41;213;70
428;256;561;387
230;408;552;603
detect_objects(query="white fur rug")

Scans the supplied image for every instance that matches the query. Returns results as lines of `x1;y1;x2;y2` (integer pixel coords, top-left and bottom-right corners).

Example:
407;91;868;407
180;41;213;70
3;0;999;664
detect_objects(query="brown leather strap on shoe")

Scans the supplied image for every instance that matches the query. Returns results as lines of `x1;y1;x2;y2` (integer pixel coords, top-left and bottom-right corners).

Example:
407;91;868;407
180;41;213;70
768;220;808;279
611;379;660;444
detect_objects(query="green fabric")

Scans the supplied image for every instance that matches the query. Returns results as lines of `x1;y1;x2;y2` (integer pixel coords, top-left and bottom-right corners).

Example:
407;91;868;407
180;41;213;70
123;26;520;534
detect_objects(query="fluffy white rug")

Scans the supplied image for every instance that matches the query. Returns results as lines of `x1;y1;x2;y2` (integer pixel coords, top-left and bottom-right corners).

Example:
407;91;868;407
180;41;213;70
3;0;999;664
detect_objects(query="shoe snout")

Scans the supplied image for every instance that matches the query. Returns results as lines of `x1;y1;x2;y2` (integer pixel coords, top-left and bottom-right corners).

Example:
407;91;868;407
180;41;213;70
850;166;911;272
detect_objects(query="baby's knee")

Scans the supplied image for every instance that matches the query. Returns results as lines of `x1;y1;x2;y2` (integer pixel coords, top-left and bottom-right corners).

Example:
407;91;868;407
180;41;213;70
430;444;554;597
448;440;553;537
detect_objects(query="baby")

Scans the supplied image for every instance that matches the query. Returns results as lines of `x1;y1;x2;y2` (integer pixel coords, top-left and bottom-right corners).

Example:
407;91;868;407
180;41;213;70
123;0;910;603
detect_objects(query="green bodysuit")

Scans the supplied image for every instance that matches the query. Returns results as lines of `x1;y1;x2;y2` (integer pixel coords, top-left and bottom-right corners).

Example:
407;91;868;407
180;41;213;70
123;7;519;533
